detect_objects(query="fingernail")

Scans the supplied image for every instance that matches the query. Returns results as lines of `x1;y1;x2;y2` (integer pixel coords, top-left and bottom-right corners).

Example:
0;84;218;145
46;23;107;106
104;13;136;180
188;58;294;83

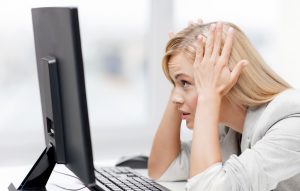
211;24;216;31
217;22;222;28
229;27;235;33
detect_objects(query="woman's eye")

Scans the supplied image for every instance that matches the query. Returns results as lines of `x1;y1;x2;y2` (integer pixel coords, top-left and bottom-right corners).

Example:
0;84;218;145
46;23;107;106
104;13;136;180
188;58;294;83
181;80;190;88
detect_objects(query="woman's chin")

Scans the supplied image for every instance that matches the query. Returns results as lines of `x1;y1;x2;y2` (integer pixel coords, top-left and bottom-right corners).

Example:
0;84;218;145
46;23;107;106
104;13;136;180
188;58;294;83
186;121;194;130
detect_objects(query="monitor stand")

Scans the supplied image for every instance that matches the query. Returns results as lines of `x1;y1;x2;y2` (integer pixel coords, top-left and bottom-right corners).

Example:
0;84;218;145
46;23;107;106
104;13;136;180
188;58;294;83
8;146;56;191
8;57;63;191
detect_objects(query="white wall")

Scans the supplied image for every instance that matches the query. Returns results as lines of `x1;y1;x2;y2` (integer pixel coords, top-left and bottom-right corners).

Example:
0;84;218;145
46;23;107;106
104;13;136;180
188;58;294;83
279;0;300;88
1;0;299;168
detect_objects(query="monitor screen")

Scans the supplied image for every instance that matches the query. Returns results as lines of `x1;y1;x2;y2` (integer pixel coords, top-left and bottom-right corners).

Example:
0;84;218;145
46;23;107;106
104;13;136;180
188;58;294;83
32;7;96;186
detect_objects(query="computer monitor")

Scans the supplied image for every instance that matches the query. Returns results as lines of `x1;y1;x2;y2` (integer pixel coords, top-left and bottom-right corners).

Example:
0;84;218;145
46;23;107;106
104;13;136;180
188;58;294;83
10;7;172;191
9;7;98;191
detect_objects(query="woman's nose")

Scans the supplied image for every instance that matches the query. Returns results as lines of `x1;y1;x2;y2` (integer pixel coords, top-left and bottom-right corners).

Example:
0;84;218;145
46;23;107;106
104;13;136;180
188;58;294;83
172;96;184;105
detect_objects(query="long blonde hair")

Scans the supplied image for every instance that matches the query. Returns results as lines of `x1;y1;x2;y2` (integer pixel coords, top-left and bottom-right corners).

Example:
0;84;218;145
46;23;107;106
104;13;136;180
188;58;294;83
162;22;291;108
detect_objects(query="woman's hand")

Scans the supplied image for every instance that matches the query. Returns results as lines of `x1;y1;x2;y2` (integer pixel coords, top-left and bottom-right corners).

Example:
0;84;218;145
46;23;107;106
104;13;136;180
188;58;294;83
193;22;248;99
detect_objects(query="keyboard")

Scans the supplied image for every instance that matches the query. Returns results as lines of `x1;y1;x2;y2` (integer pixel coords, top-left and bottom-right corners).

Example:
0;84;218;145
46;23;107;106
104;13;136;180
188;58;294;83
94;167;170;191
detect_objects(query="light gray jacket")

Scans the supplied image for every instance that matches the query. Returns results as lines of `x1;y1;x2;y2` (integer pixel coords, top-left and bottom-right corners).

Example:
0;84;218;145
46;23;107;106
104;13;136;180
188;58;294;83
157;89;300;191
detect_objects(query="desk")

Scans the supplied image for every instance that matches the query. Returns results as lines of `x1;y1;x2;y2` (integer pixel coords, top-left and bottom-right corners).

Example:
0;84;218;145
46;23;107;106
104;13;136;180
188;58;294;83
1;162;186;191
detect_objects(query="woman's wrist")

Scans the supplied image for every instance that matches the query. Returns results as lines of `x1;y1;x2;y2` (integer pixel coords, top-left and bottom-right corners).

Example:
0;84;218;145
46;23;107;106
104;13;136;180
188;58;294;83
197;92;222;104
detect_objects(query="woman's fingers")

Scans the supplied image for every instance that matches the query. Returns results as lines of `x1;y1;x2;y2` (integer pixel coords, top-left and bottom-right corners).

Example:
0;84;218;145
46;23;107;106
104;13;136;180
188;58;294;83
203;24;216;62
220;27;235;62
197;18;203;25
194;35;204;66
228;60;248;89
168;31;175;39
171;18;205;39
188;18;204;26
188;20;194;26
211;23;223;62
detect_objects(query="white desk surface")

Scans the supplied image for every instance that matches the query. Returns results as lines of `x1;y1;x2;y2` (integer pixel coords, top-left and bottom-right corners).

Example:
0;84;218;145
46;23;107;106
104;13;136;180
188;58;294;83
1;161;186;191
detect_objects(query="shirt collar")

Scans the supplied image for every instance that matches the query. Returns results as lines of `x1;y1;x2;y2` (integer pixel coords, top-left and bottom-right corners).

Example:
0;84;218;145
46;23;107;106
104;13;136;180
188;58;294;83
240;103;268;151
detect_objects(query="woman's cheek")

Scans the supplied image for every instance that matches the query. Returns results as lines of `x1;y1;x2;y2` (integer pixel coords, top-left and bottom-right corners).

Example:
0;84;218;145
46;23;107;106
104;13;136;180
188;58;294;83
192;94;198;111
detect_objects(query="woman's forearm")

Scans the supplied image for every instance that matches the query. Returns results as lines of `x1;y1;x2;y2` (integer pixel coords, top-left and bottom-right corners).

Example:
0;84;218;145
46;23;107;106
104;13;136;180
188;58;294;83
189;94;222;177
148;98;182;179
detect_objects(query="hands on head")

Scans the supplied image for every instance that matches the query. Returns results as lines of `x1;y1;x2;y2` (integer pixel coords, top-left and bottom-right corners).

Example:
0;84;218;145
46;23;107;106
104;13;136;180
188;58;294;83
168;19;248;99
193;22;248;99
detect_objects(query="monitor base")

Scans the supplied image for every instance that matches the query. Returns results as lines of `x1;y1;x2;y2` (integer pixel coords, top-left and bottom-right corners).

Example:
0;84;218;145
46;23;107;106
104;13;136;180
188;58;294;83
8;146;55;191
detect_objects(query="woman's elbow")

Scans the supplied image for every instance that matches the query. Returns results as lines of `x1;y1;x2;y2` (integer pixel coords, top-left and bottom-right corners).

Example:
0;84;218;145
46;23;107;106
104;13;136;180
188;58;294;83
147;160;163;180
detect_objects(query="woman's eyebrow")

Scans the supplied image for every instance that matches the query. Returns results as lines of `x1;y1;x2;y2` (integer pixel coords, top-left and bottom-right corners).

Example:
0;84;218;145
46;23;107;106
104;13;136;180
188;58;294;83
174;73;190;80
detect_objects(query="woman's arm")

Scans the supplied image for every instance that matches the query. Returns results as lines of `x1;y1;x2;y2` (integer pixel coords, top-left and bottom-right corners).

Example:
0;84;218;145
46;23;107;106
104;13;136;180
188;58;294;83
148;90;182;179
190;22;247;177
186;116;300;191
190;94;222;177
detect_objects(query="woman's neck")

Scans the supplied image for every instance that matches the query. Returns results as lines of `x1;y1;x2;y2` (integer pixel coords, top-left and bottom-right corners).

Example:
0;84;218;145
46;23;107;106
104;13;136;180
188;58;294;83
220;98;247;133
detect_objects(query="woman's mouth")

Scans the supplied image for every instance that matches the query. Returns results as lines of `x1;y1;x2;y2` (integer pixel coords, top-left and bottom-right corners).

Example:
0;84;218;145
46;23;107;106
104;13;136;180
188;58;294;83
181;112;190;120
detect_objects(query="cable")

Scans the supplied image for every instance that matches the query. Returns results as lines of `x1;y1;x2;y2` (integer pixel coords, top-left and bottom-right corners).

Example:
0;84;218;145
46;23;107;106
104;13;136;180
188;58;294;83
51;183;87;191
52;170;86;190
54;170;80;180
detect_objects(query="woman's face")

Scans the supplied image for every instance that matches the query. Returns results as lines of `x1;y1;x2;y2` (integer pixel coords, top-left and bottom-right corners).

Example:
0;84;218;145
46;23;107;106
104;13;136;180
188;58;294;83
168;52;198;129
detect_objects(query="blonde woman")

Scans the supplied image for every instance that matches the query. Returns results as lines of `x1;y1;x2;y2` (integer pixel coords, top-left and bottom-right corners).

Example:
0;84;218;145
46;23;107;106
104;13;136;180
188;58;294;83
148;21;300;191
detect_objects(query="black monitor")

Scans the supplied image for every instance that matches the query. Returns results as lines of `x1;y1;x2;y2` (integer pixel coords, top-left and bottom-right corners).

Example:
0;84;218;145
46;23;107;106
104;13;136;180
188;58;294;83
9;7;99;191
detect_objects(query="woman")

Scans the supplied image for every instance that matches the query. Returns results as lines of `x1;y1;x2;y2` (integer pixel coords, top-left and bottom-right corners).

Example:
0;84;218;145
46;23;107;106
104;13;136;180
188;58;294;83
148;20;300;191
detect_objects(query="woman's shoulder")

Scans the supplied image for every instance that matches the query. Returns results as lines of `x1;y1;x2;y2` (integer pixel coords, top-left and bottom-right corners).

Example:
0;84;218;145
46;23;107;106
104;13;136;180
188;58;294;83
251;88;300;144
266;88;300;117
270;88;300;106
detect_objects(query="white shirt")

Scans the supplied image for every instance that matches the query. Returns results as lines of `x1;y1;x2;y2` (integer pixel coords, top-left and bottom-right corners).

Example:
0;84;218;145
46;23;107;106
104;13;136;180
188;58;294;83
157;89;300;191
